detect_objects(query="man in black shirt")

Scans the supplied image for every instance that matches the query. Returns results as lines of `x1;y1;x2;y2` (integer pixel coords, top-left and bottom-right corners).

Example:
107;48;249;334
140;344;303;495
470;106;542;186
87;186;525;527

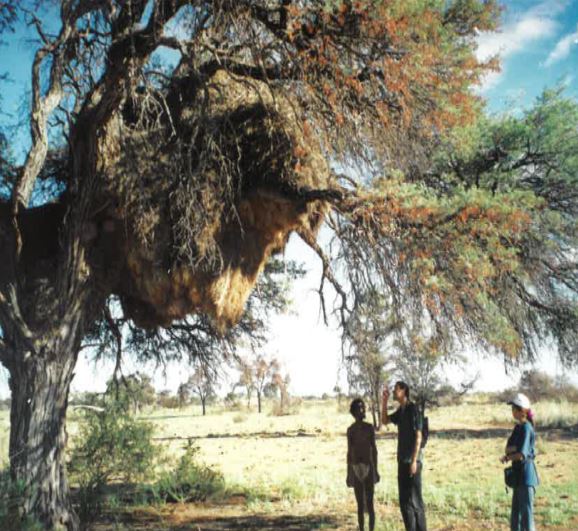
382;381;427;531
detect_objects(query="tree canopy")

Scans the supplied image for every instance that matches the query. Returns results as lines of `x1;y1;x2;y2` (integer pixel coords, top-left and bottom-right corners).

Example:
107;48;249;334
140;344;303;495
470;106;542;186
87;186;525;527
0;1;577;528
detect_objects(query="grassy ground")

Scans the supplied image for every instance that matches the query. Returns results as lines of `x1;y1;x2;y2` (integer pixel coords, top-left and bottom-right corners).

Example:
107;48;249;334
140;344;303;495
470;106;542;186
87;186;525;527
1;397;577;530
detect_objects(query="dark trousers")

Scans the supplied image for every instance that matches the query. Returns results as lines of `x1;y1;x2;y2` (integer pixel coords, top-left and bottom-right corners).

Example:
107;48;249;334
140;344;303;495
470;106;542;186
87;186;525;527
398;462;427;531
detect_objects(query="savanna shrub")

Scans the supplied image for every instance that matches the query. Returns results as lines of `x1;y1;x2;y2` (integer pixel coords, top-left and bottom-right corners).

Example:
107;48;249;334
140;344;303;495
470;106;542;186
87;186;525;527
493;370;578;404
153;441;224;503
224;392;242;411
271;396;301;416
69;403;159;522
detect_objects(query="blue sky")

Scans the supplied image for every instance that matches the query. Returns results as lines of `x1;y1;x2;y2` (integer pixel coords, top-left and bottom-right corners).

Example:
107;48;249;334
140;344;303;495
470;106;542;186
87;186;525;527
477;0;578;110
0;1;577;396
1;1;578;157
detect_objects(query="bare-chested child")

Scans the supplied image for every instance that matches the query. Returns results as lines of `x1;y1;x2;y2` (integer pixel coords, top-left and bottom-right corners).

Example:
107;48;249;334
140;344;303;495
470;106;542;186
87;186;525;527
347;398;379;531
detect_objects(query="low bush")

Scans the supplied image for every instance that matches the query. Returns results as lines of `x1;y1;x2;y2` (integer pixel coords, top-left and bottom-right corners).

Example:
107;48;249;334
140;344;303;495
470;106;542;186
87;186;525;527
490;399;578;429
270;396;301;416
151;442;225;503
232;413;247;423
69;402;159;523
493;370;578;404
224;392;242;411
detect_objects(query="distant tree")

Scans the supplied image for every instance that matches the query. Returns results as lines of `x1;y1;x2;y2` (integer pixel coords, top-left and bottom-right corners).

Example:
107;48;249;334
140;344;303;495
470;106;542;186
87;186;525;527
554;374;578;403
253;354;280;413
157;390;180;409
236;358;255;410
105;372;156;415
187;365;216;416
519;369;558;402
272;370;292;415
333;385;344;405
177;382;192;408
344;290;397;428
224;389;241;410
393;341;477;413
263;381;278;399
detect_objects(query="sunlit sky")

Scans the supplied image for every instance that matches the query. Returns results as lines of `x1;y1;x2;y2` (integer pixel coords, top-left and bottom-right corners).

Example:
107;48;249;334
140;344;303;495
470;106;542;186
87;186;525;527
1;1;577;398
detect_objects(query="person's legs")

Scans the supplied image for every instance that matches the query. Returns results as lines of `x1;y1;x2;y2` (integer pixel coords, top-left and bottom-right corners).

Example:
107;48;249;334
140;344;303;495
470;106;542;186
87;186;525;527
398;462;416;531
411;463;427;531
364;477;375;531
511;488;521;531
353;480;365;530
518;486;535;531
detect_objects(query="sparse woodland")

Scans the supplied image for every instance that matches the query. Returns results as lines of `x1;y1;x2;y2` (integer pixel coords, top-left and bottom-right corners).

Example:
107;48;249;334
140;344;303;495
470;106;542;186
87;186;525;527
0;1;577;528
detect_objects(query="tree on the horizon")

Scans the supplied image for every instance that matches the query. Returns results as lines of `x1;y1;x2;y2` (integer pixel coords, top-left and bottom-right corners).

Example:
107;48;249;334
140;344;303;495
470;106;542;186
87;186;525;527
105;372;156;415
236;357;255;410
186;365;216;416
1;1;577;528
392;338;477;413
253;353;281;413
344;289;397;428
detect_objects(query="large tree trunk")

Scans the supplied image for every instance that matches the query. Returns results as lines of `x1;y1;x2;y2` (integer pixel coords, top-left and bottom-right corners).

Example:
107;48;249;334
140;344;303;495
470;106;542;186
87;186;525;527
7;333;81;530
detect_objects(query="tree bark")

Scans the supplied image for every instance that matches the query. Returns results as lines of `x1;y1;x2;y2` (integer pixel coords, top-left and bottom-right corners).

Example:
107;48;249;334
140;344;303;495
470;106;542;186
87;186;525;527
6;333;81;530
201;397;206;416
257;392;262;414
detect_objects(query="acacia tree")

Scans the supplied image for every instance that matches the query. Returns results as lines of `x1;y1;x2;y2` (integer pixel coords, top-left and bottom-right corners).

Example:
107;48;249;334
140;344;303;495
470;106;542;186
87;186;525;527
236;357;255;409
253;353;280;413
0;1;577;528
392;337;477;413
105;372;156;415
344;290;397;428
186;365;215;415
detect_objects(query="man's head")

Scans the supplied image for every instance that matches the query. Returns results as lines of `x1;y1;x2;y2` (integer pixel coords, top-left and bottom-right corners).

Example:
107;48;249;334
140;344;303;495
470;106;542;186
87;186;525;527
393;381;410;403
350;398;366;420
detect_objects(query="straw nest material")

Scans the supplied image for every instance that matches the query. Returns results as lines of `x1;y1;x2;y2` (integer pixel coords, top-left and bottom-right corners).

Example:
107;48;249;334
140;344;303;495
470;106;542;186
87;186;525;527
98;69;330;329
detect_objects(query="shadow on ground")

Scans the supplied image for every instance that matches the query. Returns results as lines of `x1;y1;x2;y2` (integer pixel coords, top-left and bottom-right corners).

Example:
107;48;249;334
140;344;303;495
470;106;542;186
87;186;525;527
152;425;578;443
92;510;346;530
430;426;578;440
172;514;343;530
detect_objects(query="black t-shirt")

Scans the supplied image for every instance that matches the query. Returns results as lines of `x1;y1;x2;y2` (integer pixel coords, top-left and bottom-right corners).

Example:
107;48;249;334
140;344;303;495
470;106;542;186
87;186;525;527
389;402;423;463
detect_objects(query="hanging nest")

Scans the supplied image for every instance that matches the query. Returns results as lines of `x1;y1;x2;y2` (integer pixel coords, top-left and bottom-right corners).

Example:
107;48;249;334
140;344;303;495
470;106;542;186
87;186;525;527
96;69;331;329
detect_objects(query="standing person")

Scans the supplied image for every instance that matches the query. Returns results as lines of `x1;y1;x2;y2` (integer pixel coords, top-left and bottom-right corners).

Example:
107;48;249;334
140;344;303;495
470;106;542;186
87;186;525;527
347;398;379;531
500;393;539;531
382;382;427;531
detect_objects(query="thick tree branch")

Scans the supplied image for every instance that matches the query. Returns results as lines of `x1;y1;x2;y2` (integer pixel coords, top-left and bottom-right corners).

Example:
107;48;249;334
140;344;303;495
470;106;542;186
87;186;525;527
11;0;106;209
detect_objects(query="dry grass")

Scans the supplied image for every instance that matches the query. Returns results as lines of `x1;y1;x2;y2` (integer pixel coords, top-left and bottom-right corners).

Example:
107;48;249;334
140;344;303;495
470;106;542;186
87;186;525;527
1;396;577;529
131;397;578;529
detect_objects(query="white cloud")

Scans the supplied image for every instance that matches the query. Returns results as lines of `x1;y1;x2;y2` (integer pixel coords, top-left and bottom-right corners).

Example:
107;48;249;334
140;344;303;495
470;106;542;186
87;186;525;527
476;17;556;63
545;25;578;66
475;9;558;92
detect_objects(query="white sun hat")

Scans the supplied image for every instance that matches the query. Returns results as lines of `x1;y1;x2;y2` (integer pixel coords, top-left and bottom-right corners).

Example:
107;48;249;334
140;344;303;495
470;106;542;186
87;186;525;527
508;392;531;410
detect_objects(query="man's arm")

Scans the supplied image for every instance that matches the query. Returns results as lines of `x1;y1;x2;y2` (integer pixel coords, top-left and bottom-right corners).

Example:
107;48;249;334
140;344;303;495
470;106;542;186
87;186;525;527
412;430;422;462
409;430;422;475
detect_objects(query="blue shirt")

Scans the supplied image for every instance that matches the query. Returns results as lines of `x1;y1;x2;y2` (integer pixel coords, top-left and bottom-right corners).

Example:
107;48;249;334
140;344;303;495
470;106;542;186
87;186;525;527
507;422;539;487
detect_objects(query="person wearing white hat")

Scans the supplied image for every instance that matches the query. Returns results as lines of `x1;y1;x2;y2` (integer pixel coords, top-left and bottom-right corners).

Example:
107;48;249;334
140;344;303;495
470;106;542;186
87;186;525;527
500;392;539;530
